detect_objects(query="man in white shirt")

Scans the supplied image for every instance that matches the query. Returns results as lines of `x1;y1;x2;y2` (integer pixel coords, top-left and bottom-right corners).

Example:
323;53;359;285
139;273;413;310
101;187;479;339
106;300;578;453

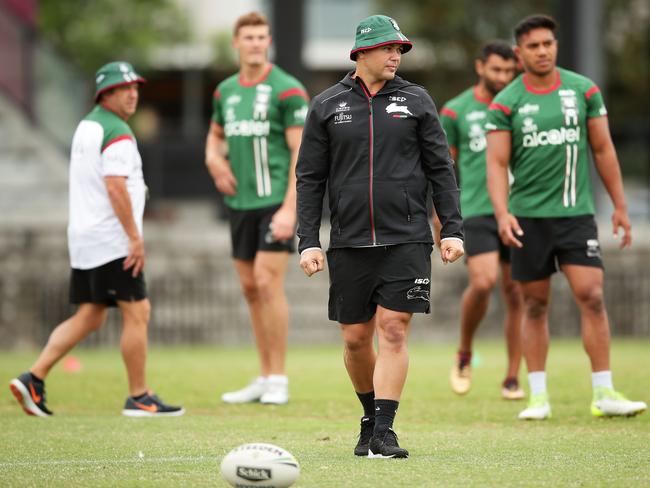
9;62;184;417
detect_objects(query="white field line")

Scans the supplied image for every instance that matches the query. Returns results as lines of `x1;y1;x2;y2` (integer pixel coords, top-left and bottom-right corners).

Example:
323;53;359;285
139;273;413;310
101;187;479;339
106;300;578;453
0;455;218;468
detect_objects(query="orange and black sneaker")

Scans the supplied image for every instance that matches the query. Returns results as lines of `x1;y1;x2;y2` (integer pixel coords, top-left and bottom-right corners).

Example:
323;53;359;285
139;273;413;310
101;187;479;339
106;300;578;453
9;372;53;417
122;391;185;417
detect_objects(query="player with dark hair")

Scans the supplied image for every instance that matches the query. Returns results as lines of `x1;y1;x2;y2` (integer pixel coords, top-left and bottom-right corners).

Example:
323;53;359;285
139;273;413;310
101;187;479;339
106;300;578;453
439;40;523;399
205;11;309;405
297;15;464;458
486;14;646;420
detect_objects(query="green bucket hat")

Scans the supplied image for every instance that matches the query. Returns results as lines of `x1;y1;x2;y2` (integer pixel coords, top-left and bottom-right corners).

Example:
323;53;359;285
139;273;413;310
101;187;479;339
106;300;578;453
350;15;412;60
94;61;145;102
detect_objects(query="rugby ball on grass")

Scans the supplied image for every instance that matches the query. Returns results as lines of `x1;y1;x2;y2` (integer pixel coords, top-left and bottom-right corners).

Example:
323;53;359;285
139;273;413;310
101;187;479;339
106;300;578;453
220;443;300;488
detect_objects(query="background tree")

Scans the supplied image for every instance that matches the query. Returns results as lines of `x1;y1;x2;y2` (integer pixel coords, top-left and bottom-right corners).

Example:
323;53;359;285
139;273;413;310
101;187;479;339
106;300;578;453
378;0;649;180
39;0;190;73
377;0;552;101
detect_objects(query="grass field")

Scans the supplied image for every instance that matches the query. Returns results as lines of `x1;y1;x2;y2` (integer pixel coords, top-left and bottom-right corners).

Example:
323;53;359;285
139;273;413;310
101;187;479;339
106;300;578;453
1;340;649;487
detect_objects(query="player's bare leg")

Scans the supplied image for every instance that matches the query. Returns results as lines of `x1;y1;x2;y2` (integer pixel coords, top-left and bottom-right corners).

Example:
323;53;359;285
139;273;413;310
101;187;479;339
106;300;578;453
10;304;108;416
460;253;499;351
118;298;150;397
222;259;272;403
562;264;645;416
367;306;411;459
234;259;270;373
561;265;610;371
500;262;524;399
520;278;551;372
253;251;290;375
227;252;290;404
451;252;498;394
518;278;552;419
341;318;376;456
30;303;108;379
118;298;184;417
374;307;411;400
341;319;376;393
254;251;290;404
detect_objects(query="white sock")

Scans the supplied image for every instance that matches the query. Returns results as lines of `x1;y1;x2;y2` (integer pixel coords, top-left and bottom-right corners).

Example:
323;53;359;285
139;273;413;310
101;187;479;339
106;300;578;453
267;374;288;385
528;371;547;396
592;371;613;390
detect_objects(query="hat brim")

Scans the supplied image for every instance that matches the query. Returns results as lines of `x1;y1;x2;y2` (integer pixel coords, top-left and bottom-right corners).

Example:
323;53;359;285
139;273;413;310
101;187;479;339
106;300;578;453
350;40;413;60
95;77;146;102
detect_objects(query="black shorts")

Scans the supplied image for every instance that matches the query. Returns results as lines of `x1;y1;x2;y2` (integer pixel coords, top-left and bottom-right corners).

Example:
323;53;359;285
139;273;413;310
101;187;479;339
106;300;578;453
326;243;432;324
511;215;603;282
69;258;147;307
229;204;295;260
464;215;511;262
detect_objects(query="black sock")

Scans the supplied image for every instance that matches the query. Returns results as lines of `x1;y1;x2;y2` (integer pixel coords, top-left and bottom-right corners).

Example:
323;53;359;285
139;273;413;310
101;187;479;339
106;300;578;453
374;399;399;434
29;372;44;384
458;350;472;369
132;392;148;401
356;390;375;419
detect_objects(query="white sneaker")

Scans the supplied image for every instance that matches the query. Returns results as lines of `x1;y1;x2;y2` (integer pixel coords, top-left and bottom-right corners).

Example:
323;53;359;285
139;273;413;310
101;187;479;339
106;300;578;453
221;377;268;404
260;375;289;405
518;392;551;420
591;387;647;417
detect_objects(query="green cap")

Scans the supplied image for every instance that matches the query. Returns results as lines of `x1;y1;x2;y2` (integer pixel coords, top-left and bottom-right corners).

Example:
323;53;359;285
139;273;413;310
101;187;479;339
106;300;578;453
350;15;412;60
94;61;145;102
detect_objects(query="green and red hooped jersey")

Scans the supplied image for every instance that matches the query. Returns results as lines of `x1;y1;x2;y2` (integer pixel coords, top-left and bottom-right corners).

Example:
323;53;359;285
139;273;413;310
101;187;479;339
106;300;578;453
486;67;607;218
212;64;309;210
440;86;493;219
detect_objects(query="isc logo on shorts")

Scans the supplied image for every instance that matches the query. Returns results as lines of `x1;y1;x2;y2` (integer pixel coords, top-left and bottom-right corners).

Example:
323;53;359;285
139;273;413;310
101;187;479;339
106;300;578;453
413;278;430;285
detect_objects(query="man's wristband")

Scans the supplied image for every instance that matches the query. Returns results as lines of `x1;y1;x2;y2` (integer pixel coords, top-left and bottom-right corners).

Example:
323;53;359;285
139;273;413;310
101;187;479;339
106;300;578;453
440;237;463;245
300;247;322;256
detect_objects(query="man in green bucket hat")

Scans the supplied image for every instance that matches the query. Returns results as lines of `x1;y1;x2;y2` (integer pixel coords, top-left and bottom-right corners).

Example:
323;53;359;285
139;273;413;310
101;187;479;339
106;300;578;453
10;61;184;418
94;61;146;102
349;14;413;60
297;15;464;458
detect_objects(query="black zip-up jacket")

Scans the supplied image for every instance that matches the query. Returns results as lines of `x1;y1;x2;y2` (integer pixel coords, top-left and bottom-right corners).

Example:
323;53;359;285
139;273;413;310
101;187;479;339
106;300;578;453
296;72;463;253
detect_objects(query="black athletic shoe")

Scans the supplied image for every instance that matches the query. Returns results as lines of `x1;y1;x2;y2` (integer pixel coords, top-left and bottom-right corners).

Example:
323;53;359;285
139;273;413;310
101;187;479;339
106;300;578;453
354;416;375;456
9;372;53;417
122;391;185;417
367;428;409;459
